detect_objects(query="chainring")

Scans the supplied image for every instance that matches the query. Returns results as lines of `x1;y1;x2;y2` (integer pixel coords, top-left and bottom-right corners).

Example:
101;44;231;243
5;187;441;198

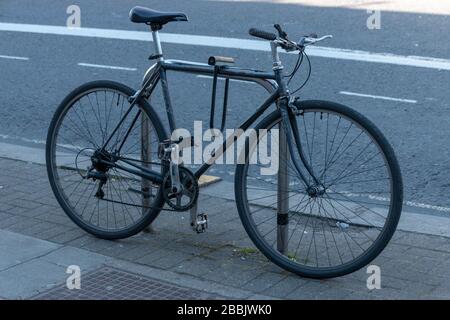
162;167;199;211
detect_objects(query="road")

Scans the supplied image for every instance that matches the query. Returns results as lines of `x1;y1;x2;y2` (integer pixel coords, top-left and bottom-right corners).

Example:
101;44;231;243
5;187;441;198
0;0;450;216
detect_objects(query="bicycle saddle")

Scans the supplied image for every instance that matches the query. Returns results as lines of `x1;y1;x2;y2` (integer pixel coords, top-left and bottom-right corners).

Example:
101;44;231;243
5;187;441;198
129;6;188;26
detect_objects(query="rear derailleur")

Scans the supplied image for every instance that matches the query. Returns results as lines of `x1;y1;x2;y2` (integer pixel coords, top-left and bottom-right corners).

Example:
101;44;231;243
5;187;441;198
83;149;113;200
87;170;108;199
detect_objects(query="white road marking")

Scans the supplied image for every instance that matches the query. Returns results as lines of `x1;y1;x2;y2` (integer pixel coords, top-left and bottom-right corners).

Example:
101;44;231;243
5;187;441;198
341;191;450;214
0;134;46;145
0;54;29;61
369;195;450;214
77;62;137;71
202;180;450;237
339;91;418;104
196;75;256;84
1;22;450;71
0;132;450;215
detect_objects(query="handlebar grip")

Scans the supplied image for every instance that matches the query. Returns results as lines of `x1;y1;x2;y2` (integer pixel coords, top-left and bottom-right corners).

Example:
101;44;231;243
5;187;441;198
249;28;277;41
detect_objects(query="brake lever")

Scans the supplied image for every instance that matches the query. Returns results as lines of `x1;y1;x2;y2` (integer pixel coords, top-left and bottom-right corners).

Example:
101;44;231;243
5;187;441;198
274;24;288;40
310;35;333;43
298;34;333;46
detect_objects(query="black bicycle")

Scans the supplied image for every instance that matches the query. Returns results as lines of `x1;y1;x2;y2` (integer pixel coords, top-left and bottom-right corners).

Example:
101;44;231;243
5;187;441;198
46;6;403;278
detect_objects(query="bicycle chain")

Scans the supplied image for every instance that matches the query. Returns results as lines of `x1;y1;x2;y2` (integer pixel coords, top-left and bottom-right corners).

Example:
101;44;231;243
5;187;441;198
98;196;180;212
97;164;198;212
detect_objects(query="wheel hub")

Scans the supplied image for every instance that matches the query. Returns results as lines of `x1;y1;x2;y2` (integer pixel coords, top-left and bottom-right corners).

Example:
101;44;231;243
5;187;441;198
307;185;325;198
91;149;113;173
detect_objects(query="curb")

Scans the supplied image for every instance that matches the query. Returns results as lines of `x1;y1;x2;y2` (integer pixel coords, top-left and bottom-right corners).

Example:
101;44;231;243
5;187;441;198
1;140;450;238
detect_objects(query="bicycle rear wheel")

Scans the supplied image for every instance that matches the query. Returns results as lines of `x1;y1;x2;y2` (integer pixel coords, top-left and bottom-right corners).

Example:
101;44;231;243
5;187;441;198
235;100;403;278
46;80;167;239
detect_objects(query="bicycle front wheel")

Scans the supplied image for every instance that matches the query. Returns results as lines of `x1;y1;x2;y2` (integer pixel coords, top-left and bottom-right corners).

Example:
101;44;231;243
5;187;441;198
46;80;167;239
235;100;403;278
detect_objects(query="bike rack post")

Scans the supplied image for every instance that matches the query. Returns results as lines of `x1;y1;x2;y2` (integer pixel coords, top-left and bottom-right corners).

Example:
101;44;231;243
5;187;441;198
277;120;289;254
141;112;154;233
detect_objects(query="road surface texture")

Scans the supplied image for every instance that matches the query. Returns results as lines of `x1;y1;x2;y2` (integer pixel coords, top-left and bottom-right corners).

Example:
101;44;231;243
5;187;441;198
1;1;450;215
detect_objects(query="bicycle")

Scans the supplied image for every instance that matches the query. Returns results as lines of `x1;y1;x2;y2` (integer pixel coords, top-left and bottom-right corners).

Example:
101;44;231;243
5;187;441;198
46;6;403;278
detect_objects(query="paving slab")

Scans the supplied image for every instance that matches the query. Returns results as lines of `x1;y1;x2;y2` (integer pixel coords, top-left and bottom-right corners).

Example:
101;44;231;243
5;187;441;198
0;259;66;299
0;229;60;270
0;229;271;300
1;156;450;299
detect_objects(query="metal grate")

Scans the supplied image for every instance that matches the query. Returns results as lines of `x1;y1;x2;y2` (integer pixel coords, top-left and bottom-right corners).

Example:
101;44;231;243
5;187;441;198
33;267;222;300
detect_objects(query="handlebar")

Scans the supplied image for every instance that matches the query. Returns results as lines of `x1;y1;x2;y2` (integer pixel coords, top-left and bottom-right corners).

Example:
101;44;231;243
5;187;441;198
248;25;332;51
248;28;277;41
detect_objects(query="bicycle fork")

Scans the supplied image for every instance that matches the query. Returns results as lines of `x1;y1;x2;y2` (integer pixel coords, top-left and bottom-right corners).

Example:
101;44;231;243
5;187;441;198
278;97;324;192
276;98;323;254
270;39;322;194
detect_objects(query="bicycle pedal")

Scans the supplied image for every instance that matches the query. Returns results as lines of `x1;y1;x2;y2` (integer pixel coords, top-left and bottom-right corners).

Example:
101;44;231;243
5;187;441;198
193;213;208;233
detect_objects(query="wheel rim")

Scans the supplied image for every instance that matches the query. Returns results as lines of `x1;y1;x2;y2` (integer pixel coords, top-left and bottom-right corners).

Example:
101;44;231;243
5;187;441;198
240;107;399;273
49;88;163;233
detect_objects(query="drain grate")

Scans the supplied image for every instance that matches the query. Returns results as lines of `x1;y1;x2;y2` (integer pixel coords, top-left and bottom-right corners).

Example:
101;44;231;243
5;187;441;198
33;267;221;300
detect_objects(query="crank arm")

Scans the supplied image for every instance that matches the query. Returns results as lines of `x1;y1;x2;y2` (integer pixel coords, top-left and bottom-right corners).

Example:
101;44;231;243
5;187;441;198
169;144;182;193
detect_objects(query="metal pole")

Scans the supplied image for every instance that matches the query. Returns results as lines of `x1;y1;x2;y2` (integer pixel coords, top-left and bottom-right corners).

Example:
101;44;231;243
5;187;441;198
277;120;289;254
141;112;154;233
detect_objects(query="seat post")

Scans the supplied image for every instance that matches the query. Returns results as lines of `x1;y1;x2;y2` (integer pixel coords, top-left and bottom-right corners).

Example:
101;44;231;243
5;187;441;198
151;28;164;60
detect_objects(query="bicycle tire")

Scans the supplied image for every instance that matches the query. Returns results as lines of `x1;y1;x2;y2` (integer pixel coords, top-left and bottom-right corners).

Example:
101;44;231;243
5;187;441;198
235;100;403;278
46;80;168;239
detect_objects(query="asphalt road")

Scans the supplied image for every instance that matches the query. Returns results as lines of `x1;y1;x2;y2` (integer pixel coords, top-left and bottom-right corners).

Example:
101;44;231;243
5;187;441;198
0;0;449;215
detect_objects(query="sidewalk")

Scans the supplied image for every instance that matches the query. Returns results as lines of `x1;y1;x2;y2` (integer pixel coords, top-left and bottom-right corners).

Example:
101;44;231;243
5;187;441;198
0;149;450;299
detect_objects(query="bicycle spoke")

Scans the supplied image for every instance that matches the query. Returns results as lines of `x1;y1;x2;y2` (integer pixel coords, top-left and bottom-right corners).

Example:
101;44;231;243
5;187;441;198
241;106;398;272
50;86;164;234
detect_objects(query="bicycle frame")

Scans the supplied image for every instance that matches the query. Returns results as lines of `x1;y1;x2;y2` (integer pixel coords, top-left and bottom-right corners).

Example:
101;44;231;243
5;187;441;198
147;59;280;177
99;28;320;189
